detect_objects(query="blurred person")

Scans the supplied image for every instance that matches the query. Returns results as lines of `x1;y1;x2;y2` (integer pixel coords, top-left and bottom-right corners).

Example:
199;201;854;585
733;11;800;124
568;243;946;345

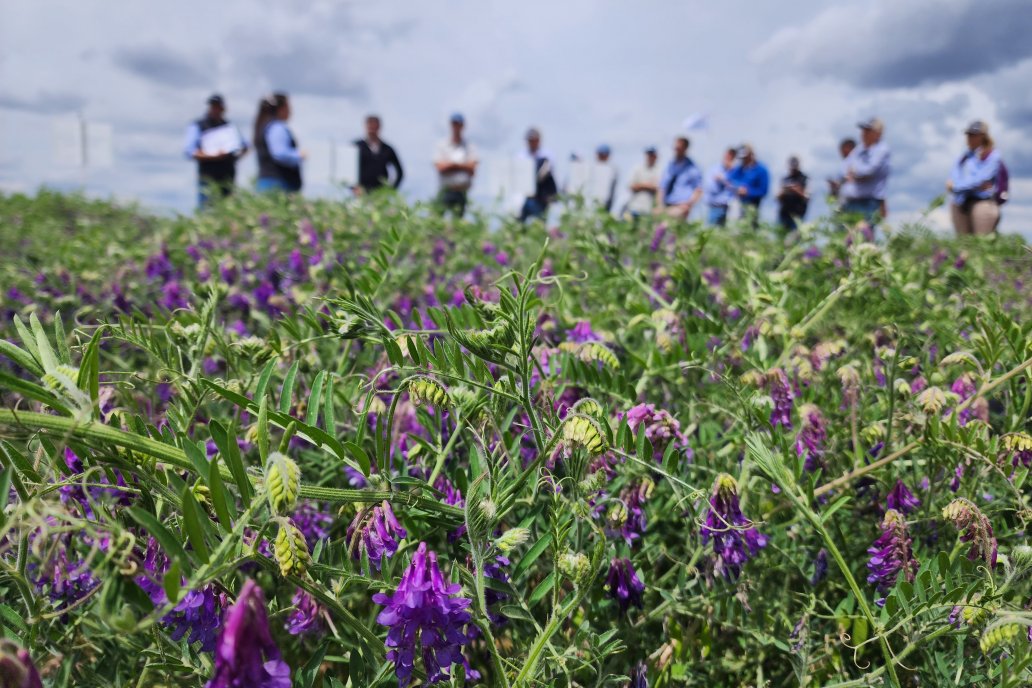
947;120;1002;236
519;127;558;223
827;137;856;202
840;118;891;222
776;156;809;231
183;94;248;208
657;136;702;220
254;93;303;194
594;144;618;212
433;113;478;217
703;147;737;226
355;115;404;194
625;146;660;218
728;144;769;227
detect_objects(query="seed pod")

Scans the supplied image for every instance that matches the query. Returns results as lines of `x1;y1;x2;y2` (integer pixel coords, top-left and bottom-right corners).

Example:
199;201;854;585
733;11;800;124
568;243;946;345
407;376;452;408
274;519;312;578
562;414;607;455
979;623;1022;655
266;452;301;516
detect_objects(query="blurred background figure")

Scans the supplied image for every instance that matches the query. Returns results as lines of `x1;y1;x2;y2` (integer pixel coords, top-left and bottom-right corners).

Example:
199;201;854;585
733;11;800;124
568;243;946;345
183;94;248;209
519;127;558;223
729;143;769;228
840;118;890;222
355;115;404;194
595;144;617;212
704;147;737;226
433;113;478;218
254;93;303;194
625;146;660;220
777;155;809;231
827;137;856;204
658;136;702;220
947;120;1003;236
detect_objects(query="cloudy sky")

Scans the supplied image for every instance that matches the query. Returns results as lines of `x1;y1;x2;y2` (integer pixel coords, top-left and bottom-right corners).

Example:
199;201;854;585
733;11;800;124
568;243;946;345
2;0;1032;233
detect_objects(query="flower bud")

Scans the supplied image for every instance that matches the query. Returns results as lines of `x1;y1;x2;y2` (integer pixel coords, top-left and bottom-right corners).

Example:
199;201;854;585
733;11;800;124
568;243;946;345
917;386;948;414
494;528;530;554
562;414;607;455
558;551;591;584
266;452;301;516
407;376;453;408
979;623;1022;655
0;640;43;688
274;519;312;578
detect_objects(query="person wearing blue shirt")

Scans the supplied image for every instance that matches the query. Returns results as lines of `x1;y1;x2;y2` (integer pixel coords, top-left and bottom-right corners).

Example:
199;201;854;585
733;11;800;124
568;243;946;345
840;118;891;222
182;94;248;209
703;147;737;226
947;120;1001;236
728;144;769;228
658;136;703;220
254;93;304;193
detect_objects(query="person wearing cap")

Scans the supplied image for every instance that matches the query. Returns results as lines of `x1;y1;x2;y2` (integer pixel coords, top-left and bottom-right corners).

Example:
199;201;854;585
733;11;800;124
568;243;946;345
182;94;248;208
703;147;738;226
626;146;661;219
519;127;558;223
354;115;404;194
433;113;478;217
947;120;1002;236
657;136;703;220
594;144;618;212
840;118;891;222
776;156;809;232
728;144;769;227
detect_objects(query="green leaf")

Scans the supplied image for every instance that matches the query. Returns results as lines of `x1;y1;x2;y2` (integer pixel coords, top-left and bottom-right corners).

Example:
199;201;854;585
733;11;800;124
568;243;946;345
258;395;270;464
180;485;211;564
53;311;72;365
0;339;43;377
183;440;211;484
343;441;371;477
77;325;105;416
162;560;182;604
207;458;235;529
128;507;189;566
0;604;28;634
306;371;325;427
30;313;59;373
279;360;300;414
512;532;550;582
295;643;328;688
528;571;555;604
254;359;277;400
209;420;253;506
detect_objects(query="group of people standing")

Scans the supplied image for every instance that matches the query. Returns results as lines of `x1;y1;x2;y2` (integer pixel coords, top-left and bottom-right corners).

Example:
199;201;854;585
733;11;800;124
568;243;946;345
183;93;1010;236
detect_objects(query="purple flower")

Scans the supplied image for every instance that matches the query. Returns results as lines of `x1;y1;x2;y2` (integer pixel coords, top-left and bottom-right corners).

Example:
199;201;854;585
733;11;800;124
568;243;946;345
766;368;794;429
569;320;601;343
700;474;767;580
285;588;323;636
160;280;190;311
373;542;477;686
943;498;997;568
347;501;407;570
629;661;648;688
794;405;826;472
810;548;828;586
483;555;511;625
605;558;645;612
649;224;667;252
609;480;651;546
622;403;692;463
206;580;290;688
886;480;920;515
292;500;333;548
866;509;919;599
0;641;43;688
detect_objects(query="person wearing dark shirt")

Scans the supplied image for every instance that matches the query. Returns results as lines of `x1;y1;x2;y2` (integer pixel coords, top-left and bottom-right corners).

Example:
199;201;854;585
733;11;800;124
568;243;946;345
354;115;404;194
182;94;248;208
519;127;558;223
254;93;303;193
728;143;769;228
777;156;809;232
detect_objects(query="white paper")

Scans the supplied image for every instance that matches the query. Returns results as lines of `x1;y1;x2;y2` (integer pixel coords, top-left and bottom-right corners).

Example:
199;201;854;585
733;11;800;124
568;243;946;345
587;163;616;204
86;122;114;169
53;118;84;167
566;161;589;196
200;124;244;156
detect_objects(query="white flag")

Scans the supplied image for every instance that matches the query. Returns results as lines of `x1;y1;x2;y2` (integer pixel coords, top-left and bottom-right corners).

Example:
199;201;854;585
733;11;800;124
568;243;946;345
682;113;709;131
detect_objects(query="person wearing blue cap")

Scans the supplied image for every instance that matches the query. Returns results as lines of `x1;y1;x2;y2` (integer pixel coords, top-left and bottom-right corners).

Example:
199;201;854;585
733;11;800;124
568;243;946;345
626;146;660;218
840;118;890;223
183;94;248;208
594;144;617;212
433;113;478;217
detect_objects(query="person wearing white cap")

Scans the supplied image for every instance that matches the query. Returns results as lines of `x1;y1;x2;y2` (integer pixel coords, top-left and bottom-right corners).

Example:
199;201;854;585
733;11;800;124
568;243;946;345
947;120;1002;236
434;113;478;218
840;117;891;222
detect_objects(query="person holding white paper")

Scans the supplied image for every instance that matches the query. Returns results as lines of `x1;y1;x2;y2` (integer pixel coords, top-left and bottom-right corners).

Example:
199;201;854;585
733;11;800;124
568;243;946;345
182;94;248;209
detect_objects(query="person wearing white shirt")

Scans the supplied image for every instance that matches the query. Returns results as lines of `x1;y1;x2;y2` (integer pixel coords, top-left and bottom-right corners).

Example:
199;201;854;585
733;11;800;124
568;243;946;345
626;146;660;219
434;113;478;217
840;118;890;222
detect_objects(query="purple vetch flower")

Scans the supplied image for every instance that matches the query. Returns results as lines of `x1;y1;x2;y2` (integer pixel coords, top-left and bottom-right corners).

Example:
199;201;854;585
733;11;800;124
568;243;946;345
622;403;692;463
649;223;668;251
373;542;477;686
950;373;986;426
31;532;99;612
866;509;919;602
569;320;602;343
943;498;998;568
206;580;290;688
343;466;369;488
292;500;333;548
794;404;826;472
483;555;511;625
628;661;649;688
1003;433;1032;469
160;280;190;311
434;476;467;541
0;641;44;688
837;364;860;410
347;501;407;570
604;558;645;612
765;368;794;429
59;447;132;518
810;548;829;586
285;588;324;636
700;474;767;580
609;480;652;546
886;480;920;515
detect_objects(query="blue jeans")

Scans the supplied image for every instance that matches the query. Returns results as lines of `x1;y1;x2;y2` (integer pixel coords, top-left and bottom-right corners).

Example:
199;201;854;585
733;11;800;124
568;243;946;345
707;205;728;226
256;177;290;194
842;198;881;223
520;197;548;223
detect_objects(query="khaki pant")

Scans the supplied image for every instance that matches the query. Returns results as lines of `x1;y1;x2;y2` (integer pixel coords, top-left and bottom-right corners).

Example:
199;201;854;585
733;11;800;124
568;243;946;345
951;200;1000;236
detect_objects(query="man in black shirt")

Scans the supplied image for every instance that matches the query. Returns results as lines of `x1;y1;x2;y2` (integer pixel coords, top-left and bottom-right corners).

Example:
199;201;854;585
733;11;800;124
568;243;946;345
183;94;248;209
354;115;404;194
777;156;809;232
